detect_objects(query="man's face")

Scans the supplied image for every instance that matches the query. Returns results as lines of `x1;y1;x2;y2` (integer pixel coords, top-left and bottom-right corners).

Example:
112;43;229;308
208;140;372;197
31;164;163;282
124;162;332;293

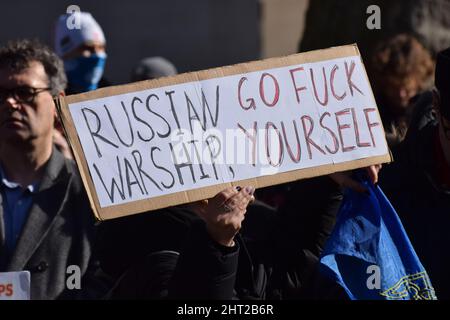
0;61;56;144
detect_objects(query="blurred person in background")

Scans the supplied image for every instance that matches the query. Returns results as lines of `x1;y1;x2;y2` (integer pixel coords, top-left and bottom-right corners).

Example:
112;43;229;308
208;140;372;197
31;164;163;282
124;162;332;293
380;47;450;299
131;56;177;82
52;11;111;159
369;34;434;147
54;12;109;94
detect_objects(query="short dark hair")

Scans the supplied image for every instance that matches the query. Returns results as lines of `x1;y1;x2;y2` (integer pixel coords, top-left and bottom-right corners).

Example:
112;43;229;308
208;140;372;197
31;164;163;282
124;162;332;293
0;39;67;96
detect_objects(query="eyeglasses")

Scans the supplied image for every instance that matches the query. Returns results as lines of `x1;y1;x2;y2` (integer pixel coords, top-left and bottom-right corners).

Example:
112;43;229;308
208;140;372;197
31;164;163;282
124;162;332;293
0;86;51;105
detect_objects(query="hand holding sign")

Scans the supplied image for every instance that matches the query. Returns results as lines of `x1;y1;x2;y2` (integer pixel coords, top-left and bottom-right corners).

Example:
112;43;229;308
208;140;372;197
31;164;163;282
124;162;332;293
189;186;255;247
57;44;391;220
330;164;382;193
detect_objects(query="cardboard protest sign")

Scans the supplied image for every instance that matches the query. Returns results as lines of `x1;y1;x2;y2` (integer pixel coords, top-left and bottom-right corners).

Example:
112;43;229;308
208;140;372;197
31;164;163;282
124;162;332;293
56;44;391;221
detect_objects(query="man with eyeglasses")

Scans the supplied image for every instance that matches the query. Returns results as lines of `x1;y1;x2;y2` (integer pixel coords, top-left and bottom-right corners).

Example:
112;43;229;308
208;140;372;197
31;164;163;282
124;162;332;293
0;39;107;299
379;47;450;299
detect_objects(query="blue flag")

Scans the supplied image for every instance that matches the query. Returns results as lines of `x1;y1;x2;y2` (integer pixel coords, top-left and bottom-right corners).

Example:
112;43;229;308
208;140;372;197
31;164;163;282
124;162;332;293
320;175;437;300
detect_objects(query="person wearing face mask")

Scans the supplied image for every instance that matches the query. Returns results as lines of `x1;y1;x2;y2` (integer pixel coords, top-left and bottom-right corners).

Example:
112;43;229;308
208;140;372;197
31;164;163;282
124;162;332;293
54;12;110;94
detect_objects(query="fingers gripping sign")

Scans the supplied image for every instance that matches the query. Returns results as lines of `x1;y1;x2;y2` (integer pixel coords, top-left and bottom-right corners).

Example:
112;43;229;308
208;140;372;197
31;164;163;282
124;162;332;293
329;164;382;193
195;186;255;247
367;164;382;184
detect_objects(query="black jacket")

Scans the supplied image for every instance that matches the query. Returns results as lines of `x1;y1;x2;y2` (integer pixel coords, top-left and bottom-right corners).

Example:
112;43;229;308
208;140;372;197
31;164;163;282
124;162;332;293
380;95;450;299
98;176;345;300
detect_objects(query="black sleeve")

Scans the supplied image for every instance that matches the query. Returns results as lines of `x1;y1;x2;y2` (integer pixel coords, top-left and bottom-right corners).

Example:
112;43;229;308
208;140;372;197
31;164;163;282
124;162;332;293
168;220;240;300
95;206;239;300
271;176;344;298
278;176;343;258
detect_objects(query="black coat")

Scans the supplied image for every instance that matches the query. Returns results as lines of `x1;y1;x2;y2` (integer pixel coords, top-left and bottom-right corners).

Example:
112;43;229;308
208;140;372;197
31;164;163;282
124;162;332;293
98;176;345;300
380;107;450;299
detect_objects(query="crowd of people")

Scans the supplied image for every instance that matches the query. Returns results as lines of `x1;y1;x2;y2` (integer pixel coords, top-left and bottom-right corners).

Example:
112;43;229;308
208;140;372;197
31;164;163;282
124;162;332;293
0;11;449;300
